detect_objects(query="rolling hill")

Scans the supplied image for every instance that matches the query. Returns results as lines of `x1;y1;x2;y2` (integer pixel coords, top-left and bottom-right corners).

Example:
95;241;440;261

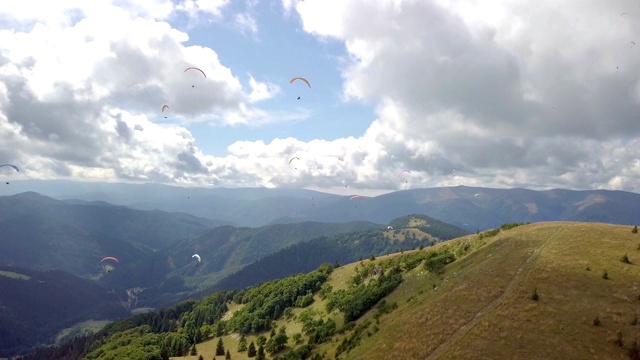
208;214;471;293
24;221;640;360
103;220;385;307
0;192;221;278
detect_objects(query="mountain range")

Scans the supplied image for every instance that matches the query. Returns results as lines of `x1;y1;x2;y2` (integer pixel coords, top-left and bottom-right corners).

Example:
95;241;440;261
3;181;640;357
2;180;640;230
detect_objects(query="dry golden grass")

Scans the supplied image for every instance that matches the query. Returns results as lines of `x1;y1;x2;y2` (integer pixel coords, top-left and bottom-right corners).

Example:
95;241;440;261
177;222;640;360
340;222;640;360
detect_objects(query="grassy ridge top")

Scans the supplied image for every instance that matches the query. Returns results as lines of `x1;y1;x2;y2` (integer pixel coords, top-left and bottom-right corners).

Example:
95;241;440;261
341;222;640;360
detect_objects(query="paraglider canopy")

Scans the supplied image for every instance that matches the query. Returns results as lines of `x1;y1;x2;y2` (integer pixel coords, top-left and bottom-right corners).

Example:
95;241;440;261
100;256;119;273
350;195;364;207
192;254;201;266
290;77;310;100
397;169;410;183
184;67;206;78
0;164;19;172
289;77;311;87
184;67;206;88
289;157;300;170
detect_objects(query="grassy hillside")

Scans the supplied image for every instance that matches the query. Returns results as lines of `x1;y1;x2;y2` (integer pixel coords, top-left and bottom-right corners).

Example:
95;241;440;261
327;222;640;359
178;222;640;360
23;221;640;360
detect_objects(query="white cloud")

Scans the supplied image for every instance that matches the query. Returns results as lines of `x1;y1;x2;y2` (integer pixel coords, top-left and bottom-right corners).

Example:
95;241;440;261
234;12;258;35
196;0;230;15
269;0;640;192
3;0;640;195
247;75;279;103
175;0;229;18
0;1;291;185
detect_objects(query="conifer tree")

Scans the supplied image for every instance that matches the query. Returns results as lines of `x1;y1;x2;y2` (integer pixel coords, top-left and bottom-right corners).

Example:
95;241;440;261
257;344;266;360
237;334;247;352
247;342;257;358
216;337;225;356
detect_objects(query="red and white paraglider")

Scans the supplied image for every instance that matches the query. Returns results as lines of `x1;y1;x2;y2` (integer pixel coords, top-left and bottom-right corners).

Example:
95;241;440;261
184;67;206;87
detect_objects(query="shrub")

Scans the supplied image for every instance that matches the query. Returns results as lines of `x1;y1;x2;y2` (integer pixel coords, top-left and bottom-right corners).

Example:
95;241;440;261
424;250;456;275
633;226;638;234
603;270;609;280
530;287;539;301
616;331;624;347
622;254;632;264
594;317;601;326
629;340;640;360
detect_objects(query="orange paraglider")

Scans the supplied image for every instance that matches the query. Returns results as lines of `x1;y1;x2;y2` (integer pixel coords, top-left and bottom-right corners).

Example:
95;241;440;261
290;77;311;87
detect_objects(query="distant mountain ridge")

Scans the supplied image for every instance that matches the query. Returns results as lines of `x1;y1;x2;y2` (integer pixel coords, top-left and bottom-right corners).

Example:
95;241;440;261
3;180;640;229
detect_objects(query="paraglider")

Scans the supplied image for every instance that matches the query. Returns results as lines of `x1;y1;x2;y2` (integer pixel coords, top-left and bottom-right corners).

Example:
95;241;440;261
290;77;310;100
184;67;206;87
0;164;19;172
397;169;411;183
162;105;169;118
184;186;199;199
290;77;311;87
192;254;201;266
350;195;364;207
289;157;300;170
100;256;119;273
184;67;206;78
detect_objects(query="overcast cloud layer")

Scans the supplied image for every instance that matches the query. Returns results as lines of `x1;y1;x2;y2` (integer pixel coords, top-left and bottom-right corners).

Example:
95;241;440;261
1;0;640;194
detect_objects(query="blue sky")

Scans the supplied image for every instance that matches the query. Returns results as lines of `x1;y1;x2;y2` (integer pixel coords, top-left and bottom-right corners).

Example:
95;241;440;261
1;0;640;195
175;0;375;155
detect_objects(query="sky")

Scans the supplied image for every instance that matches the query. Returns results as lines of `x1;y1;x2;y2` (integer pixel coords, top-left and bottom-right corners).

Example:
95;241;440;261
1;0;640;196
